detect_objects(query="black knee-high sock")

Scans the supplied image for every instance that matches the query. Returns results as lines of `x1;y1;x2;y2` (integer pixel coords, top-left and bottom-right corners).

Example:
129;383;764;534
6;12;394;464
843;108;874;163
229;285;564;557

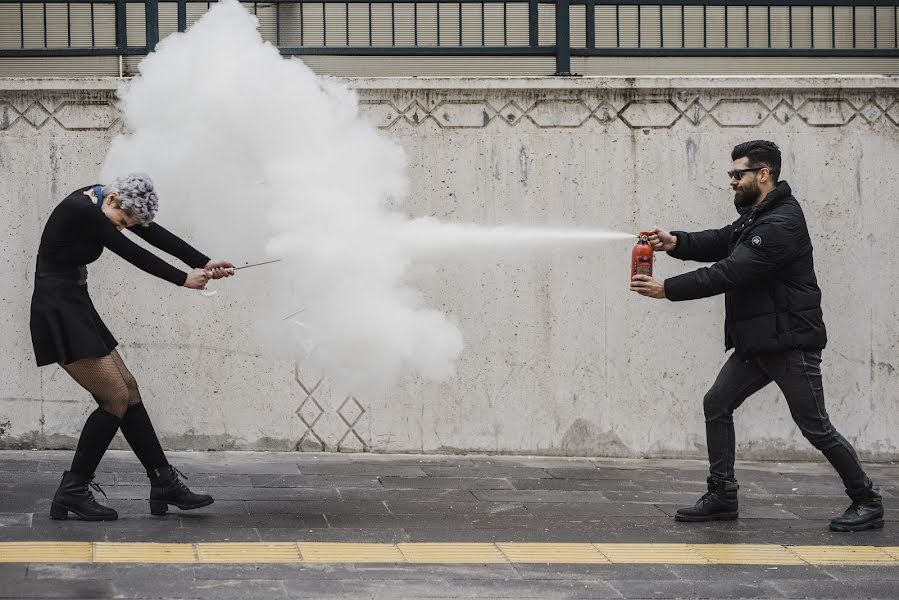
70;408;122;477
119;403;168;470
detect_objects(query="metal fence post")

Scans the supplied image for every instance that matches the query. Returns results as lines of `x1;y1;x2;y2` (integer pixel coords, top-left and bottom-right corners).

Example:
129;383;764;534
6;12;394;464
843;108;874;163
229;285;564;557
554;0;571;75
146;0;160;52
115;0;128;53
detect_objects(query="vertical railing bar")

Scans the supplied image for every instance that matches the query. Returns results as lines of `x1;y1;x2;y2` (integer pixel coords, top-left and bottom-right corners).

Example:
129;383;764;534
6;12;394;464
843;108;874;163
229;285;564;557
831;4;834;48
874;5;878;48
253;2;257;16
659;4;663;48
146;0;159;51
43;2;47;48
391;2;395;46
615;4;620;48
637;4;641;47
680;4;684;48
788;4;792;48
895;2;897;49
554;0;570;74
414;2;417;46
19;2;24;49
300;1;304;46
346;2;349;47
323;2;327;47
528;0;537;47
503;1;507;46
810;4;814;48
67;2;71;48
768;4;771;48
437;1;441;45
115;0;126;52
586;0;595;49
368;2;372;46
178;0;187;32
276;2;281;45
480;2;484;47
458;1;462;46
745;5;749;48
852;4;856;48
702;4;706;48
724;5;727;48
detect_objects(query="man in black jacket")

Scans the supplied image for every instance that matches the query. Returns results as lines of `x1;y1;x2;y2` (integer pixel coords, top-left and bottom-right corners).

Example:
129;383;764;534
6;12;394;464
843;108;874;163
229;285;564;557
630;140;883;532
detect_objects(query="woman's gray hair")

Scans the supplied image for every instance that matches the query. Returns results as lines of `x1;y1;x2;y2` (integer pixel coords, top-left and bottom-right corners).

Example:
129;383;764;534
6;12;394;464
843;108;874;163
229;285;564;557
102;173;159;226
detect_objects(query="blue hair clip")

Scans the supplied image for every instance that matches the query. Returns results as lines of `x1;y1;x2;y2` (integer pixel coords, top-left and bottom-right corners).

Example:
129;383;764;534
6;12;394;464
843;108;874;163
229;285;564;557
92;184;105;205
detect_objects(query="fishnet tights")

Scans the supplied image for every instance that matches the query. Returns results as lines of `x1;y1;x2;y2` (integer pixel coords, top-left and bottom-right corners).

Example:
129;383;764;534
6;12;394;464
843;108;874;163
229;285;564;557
60;350;141;418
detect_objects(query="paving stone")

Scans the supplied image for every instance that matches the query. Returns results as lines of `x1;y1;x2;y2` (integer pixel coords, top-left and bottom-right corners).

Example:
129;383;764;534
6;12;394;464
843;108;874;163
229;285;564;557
117;577;288;599
380;477;514;490
0;525;109;542
283;577;623;599
609;579;783;598
256;527;410;543
194;486;341;501
335;488;475;503
512;563;678;581
420;465;553;479
0;578;115;599
771;579;899;599
0;512;32;527
301;465;428;477
668;564;832;580
471;490;610;504
248;474;382;488
324;513;536;530
545;467;669;480
246;500;392;516
113;472;253;487
384;501;528;516
511;478;633;492
522;501;668;518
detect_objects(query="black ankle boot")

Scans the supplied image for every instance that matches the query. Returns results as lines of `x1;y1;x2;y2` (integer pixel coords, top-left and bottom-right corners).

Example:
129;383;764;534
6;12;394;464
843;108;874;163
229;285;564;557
675;477;739;522
50;471;118;521
147;465;214;516
830;488;884;532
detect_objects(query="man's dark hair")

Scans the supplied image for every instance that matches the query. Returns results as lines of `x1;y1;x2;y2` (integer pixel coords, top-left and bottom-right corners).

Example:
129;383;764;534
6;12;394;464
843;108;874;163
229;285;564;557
732;140;781;182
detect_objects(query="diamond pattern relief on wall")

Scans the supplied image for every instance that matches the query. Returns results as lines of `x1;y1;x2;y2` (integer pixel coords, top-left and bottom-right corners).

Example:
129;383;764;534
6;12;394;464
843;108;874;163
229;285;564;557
2;90;896;134
292;364;370;453
796;100;857;127
618;100;682;129
707;100;770;127
526;100;593;128
0;96;119;131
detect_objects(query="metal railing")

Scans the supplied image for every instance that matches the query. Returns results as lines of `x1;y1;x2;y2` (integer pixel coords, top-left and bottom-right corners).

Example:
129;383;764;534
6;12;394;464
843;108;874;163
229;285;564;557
0;0;897;75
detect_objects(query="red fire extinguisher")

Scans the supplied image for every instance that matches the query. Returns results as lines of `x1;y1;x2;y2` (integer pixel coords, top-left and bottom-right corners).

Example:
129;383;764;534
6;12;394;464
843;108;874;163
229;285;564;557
631;232;654;278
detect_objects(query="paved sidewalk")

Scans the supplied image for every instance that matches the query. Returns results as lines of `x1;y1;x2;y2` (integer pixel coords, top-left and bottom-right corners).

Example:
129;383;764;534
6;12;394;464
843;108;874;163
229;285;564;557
0;450;895;599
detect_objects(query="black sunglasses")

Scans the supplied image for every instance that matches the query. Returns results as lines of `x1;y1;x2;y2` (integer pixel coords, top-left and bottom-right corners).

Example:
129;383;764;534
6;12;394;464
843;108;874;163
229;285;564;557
727;167;766;180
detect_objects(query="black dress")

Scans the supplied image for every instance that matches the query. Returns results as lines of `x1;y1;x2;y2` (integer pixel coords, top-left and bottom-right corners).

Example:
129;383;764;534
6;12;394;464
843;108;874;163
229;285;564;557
30;186;210;366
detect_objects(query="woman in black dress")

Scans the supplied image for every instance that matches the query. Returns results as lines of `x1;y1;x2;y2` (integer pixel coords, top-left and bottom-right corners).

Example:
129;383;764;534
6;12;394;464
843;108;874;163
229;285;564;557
31;173;234;521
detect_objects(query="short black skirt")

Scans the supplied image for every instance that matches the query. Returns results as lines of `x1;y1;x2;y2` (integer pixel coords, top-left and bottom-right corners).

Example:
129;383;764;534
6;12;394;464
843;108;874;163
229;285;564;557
30;267;118;366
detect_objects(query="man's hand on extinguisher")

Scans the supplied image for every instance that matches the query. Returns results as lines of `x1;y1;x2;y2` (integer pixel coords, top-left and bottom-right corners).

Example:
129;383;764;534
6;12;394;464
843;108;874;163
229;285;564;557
631;275;666;299
646;227;677;252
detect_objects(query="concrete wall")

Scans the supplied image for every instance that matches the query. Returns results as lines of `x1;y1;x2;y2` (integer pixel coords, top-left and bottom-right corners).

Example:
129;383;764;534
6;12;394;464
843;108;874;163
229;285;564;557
1;76;897;460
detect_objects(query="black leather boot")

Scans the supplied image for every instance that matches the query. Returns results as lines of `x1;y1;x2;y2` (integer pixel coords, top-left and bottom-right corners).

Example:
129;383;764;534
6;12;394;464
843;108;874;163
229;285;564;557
675;477;739;522
49;471;118;521
830;488;884;532
148;465;214;516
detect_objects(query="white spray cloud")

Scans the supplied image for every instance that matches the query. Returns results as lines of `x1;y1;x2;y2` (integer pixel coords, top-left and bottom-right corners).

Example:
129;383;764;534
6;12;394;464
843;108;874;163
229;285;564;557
102;0;632;392
103;0;463;391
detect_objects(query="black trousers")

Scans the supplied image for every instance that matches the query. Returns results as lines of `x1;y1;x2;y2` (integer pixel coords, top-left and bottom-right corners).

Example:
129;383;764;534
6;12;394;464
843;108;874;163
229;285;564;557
703;349;872;498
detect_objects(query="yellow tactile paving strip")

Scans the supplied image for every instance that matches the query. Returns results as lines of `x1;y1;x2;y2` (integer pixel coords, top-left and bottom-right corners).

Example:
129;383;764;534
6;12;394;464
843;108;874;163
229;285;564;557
0;542;896;565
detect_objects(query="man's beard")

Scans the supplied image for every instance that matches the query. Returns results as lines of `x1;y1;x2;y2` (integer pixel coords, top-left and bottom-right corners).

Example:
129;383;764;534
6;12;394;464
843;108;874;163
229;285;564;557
733;183;761;211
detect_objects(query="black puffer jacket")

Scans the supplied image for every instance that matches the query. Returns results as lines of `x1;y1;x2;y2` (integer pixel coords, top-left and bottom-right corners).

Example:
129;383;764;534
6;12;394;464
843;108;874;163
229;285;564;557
664;181;827;356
